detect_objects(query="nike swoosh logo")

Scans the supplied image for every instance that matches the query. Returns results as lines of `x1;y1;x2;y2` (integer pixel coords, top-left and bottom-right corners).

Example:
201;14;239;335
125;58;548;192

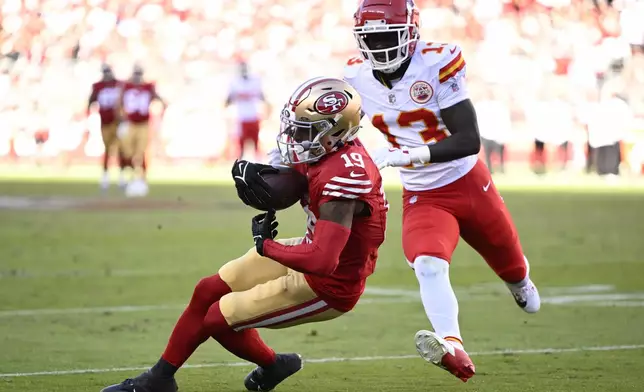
349;171;365;178
483;180;491;192
450;47;457;54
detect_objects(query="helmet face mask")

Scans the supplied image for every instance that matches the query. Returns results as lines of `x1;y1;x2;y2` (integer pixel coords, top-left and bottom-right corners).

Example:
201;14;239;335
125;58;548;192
277;78;362;165
278;115;334;164
353;0;420;74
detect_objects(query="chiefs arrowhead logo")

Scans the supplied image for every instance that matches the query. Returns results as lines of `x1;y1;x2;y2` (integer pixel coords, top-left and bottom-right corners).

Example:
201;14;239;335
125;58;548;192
409;81;433;104
314;92;349;115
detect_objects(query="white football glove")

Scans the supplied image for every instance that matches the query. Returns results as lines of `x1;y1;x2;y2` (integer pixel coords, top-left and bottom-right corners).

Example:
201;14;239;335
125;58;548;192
373;147;411;170
372;146;432;170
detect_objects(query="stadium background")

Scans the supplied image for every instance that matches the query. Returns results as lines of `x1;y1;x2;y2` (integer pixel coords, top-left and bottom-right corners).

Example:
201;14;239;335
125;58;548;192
1;0;643;172
2;1;644;392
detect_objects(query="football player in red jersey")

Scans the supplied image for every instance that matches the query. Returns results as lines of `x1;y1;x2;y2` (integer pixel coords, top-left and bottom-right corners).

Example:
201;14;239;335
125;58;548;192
118;65;166;197
343;0;540;382
101;78;388;392
88;64;126;190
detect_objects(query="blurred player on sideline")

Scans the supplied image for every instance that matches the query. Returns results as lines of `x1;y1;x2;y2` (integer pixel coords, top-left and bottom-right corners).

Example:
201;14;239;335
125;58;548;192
88;64;126;190
345;0;541;382
101;78;387;392
118;65;165;197
225;61;270;160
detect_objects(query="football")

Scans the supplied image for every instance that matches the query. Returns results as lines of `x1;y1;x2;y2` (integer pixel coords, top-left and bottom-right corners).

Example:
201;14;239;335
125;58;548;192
258;166;308;211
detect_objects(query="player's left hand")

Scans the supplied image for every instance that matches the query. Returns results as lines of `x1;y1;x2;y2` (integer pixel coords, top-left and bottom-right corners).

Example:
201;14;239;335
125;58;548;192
251;209;278;256
373;147;411;170
232;160;279;209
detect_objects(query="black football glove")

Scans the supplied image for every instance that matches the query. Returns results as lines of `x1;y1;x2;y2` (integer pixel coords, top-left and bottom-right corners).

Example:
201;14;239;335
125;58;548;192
251;209;278;256
232;160;279;210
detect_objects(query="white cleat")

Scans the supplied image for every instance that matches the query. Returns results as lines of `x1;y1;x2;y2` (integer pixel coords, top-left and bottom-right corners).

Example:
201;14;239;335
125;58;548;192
507;257;541;313
125;179;149;198
508;279;541;313
415;330;475;382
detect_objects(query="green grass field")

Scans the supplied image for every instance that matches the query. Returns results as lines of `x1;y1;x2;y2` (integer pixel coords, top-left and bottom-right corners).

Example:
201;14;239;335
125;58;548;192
1;173;644;392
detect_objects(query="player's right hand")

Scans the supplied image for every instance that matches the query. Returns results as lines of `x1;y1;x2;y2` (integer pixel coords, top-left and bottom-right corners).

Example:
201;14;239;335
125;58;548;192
372;147;412;170
232;160;279;209
251;209;278;256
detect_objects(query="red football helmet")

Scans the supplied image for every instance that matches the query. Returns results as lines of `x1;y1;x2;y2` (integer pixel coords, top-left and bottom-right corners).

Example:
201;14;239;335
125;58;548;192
353;0;420;73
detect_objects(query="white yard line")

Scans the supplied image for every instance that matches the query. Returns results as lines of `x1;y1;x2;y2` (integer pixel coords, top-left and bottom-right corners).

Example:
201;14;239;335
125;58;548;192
0;298;418;318
3;284;643;318
0;304;183;317
1;344;642;378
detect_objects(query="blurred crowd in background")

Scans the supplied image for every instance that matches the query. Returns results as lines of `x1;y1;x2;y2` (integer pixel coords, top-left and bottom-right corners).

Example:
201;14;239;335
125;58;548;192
1;0;643;174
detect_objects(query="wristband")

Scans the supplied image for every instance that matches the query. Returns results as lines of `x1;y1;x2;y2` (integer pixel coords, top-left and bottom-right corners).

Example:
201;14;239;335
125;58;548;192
409;146;431;164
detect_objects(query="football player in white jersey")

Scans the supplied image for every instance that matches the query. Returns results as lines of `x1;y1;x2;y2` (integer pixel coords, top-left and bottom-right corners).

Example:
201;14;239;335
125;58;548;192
345;0;541;382
226;61;270;159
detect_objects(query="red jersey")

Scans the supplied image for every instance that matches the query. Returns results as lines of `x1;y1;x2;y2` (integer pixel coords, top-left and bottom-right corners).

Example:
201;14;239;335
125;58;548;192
299;140;388;311
90;80;121;125
121;82;156;123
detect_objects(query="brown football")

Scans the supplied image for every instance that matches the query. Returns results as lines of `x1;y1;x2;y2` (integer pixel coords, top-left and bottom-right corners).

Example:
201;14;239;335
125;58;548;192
257;166;308;211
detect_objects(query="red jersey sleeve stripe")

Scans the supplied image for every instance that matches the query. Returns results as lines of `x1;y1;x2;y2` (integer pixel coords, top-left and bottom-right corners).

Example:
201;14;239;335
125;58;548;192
330;176;372;185
439;52;465;83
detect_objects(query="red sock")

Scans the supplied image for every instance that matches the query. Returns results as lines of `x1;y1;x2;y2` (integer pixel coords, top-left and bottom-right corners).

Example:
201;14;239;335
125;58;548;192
102;153;109;171
161;274;231;367
204;302;276;367
488;250;527;284
118;154;128;170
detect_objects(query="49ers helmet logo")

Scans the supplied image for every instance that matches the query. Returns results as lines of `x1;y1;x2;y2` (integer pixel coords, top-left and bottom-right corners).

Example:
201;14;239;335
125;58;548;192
314;92;349;115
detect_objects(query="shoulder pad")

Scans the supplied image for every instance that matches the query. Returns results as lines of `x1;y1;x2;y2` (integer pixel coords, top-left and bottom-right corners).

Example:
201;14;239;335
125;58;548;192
417;42;466;84
417;42;463;69
317;151;373;201
343;56;367;81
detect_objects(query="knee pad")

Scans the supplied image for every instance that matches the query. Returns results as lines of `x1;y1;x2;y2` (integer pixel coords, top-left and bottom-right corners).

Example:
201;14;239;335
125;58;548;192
414;256;450;279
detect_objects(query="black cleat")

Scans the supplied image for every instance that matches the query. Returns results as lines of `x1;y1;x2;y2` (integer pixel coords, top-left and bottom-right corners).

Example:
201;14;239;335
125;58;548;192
100;370;178;392
244;353;303;391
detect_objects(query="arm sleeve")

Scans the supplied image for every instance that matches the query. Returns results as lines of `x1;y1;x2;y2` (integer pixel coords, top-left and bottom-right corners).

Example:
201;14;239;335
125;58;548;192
435;46;469;110
263;220;350;276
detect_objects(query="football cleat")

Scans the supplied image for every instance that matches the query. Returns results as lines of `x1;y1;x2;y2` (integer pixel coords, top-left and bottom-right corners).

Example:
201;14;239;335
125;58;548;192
415;330;475;383
244;353;303;391
507;258;540;313
125;179;149;198
100;370;178;392
508;278;541;313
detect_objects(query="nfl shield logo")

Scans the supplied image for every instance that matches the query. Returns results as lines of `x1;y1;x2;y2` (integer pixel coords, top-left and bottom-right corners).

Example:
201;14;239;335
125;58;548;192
388;93;396;104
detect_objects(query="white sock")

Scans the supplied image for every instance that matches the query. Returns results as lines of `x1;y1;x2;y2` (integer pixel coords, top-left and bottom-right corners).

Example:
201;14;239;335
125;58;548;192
414;256;463;347
102;172;109;181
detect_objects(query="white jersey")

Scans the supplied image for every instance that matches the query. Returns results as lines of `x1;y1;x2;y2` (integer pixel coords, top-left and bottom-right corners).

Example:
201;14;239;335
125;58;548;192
228;76;264;122
344;41;477;191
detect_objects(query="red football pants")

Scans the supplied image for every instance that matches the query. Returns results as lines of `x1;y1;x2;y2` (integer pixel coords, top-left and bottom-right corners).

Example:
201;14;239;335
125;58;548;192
402;160;525;277
239;120;260;154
